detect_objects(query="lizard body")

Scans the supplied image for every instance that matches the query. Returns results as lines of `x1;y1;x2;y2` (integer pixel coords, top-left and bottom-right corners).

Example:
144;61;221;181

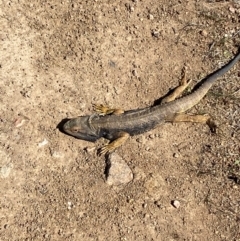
63;51;240;154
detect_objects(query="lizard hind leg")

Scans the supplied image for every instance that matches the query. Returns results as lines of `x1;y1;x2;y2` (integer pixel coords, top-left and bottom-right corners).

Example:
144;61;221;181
162;66;192;104
93;104;124;116
98;132;130;156
169;113;217;133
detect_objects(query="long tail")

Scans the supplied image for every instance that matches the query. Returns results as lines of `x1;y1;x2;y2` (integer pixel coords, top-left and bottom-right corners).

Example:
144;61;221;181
161;51;240;114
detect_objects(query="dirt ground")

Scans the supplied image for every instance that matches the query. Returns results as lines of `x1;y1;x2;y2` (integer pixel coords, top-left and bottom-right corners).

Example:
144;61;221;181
1;0;240;240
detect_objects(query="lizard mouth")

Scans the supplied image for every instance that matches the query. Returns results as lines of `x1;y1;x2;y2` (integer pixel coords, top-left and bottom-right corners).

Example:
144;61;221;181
62;121;70;132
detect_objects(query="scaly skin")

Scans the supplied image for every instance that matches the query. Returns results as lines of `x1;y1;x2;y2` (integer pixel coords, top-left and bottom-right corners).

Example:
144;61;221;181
63;51;240;153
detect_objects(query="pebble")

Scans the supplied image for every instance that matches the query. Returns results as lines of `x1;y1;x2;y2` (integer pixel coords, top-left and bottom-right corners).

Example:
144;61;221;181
154;200;162;208
85;147;96;153
143;203;148;208
51;151;64;158
173;153;179;158
38;139;48;147
152;30;160;38
136;137;143;143
0;163;13;178
172;200;180;208
200;30;208;37
148;14;154;20
106;153;133;185
132;69;138;77
229;6;235;13
67;201;73;210
149;134;154;139
14;115;29;128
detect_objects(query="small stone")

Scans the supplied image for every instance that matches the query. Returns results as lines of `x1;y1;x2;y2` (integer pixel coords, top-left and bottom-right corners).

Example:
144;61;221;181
132;69;138;77
127;197;134;203
149;134;154;139
148;14;154;20
144;213;150;219
51;151;64;158
85;147;95;153
173;153;179;158
38;139;48;147
14;115;29;128
229;6;235;13
200;30;208;37
154;200;162;208
142;203;147;208
0;163;13;178
126;35;132;42
67;201;73;210
136;137;143;143
106;153;133;185
152;30;160;38
171;200;180;208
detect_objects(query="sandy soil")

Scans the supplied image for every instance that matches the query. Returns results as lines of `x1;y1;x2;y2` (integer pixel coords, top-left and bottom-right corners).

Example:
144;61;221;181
1;0;240;240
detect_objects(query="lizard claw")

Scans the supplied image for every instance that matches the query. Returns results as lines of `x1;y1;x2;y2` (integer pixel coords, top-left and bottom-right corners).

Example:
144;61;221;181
93;104;124;116
93;104;110;116
97;145;113;156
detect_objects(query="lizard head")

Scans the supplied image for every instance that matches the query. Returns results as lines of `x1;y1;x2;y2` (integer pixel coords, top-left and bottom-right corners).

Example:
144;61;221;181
63;116;99;142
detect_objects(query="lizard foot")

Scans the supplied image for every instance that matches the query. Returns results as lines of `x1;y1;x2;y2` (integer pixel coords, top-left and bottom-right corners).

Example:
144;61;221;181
98;132;130;156
93;104;124;116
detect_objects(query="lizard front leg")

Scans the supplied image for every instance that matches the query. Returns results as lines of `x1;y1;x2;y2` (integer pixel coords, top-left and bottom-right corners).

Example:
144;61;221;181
98;132;130;155
93;104;124;116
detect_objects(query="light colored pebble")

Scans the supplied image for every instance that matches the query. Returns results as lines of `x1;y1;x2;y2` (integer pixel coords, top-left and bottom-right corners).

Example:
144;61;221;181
85;147;96;153
106;153;133;185
132;69;138;76
172;200;180;208
173;153;179;158
38;139;48;147
14;115;29;128
0;163;13;178
200;29;208;37
152;30;160;38
52;151;64;158
67;201;73;210
229;6;235;13
149;134;154;139
148;14;154;20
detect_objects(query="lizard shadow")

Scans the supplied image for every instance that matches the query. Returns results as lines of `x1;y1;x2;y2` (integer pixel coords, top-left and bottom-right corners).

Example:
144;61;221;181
153;88;176;106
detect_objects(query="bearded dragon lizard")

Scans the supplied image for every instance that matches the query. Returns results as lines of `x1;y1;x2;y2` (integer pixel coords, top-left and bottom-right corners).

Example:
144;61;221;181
63;51;240;155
